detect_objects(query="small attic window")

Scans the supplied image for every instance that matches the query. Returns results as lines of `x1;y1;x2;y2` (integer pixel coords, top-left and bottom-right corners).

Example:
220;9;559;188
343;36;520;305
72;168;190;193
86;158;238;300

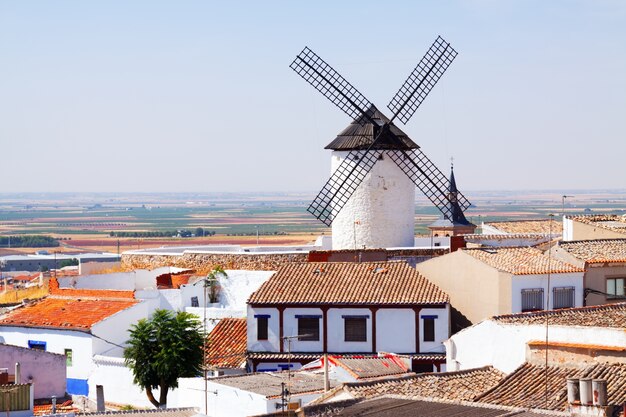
481;249;498;254
373;267;388;274
313;267;325;274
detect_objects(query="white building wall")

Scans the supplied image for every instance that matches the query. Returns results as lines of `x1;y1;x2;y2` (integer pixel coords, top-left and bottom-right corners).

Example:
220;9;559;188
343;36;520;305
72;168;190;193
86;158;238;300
91;301;153;357
331;150;415;250
446;320;626;374
88;355;158;408
510;272;584;313
376;309;415;353
327;308;372;353
247;306;280;352
419;306;450;354
283;307;324;352
0;327;92;381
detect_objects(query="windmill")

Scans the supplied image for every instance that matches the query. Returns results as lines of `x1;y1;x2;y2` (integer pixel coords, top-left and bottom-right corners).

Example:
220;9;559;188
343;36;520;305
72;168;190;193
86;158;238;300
291;36;472;249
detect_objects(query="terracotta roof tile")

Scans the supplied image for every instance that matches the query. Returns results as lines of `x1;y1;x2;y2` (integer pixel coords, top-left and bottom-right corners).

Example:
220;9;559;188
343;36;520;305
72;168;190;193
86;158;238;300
212;371;339;398
342;366;505;401
558;239;626;263
0;296;138;332
205;318;247;369
484;219;562;235
248;262;449;306
330;356;410;380
492;302;626;328
477;362;626;410
569;215;626;236
463;247;583;275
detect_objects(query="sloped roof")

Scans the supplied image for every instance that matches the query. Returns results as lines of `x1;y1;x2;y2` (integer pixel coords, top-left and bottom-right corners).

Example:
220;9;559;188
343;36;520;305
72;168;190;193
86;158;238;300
569;215;626;235
476;362;626;410
462;247;583;275
212;371;338;399
483;219;562;235
557;239;626;263
339;366;505;402
0;296;138;332
492;302;626;328
248;262;449;306
205;318;247;369
330;356;410;380
325;105;418;151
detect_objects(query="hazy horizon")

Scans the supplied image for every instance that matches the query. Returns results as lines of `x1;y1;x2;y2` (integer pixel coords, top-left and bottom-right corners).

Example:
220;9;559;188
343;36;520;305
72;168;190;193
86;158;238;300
1;1;625;193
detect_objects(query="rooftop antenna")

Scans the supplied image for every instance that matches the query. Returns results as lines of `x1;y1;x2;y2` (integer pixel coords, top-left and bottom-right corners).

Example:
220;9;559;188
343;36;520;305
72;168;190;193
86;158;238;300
290;37;471;227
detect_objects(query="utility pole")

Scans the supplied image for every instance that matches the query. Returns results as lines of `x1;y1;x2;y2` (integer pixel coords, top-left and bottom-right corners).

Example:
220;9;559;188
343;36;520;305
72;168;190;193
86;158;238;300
561;195;574;217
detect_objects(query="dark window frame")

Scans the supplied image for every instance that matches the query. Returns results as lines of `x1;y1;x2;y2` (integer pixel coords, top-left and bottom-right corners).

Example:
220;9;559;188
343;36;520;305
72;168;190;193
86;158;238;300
553;286;575;309
344;317;367;342
297;317;320;341
521;288;544;312
257;316;269;341
423;317;435;342
607;277;626;299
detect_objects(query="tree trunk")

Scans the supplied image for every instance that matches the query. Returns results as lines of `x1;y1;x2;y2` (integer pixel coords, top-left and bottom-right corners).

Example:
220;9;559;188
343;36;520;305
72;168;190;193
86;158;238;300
159;381;169;408
145;387;160;408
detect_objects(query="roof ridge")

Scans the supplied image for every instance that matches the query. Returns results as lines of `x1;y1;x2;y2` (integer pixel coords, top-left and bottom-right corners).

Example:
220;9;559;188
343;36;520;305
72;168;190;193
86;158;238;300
493;301;626;322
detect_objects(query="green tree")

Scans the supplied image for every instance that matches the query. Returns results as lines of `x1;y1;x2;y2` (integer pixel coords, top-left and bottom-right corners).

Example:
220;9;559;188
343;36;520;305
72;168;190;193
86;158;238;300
124;309;204;408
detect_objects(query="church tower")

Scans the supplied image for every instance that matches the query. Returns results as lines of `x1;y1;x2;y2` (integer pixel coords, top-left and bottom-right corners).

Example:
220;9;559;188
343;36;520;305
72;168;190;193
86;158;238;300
428;163;476;237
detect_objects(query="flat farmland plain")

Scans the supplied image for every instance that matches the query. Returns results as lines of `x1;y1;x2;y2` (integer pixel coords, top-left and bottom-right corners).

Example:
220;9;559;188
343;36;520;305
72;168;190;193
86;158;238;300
1;190;625;254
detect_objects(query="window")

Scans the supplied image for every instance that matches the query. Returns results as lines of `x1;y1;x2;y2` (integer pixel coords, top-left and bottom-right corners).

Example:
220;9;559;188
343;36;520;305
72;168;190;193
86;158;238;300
65;349;73;367
521;288;544;312
607;278;626;299
297;317;320;341
28;340;46;351
422;316;436;342
344;317;367;342
257;316;269;340
190;296;199;307
553;287;575;309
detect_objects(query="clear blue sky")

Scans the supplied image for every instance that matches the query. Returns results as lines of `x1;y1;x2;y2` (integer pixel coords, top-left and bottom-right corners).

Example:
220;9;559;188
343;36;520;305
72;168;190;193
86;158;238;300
1;1;624;193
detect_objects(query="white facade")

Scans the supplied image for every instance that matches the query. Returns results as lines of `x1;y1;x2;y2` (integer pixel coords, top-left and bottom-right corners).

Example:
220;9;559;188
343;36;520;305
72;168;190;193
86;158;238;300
446;319;626;374
510;273;584;313
247;305;449;358
331;150;415;250
169;377;323;417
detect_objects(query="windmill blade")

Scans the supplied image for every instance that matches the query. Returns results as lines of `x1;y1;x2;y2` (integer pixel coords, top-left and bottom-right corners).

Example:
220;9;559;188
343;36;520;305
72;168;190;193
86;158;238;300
388;149;471;220
290;47;375;125
388;36;458;125
308;148;383;226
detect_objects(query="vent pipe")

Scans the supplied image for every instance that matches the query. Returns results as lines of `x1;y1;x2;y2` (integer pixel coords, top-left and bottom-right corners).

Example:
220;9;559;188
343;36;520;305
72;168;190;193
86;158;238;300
592;379;607;406
579;378;593;405
15;362;20;384
567;378;579;404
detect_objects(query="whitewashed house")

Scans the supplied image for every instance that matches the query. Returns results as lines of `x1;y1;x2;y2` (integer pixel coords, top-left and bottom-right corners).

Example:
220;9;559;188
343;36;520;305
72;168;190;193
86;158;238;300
0;280;150;397
416;247;584;328
446;302;626;373
247;262;451;373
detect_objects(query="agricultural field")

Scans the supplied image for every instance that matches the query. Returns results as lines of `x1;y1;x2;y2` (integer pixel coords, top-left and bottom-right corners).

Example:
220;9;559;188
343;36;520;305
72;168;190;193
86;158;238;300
0;190;625;254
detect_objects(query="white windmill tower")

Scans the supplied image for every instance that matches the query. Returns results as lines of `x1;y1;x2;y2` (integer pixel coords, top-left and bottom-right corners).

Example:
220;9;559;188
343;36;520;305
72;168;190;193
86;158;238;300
290;37;472;250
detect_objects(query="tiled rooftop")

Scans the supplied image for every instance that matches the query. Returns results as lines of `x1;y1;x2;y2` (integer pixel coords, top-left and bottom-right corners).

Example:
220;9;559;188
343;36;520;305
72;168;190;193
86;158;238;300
492;302;626;328
49;277;135;299
340;366;505;402
463;247;583;275
0;296;138;331
80;408;199;417
212;371;338;399
477;362;626;410
330;356;411;380
484;219;563;235
205;318;247;369
248;262;449;306
558;239;626;263
569;215;626;235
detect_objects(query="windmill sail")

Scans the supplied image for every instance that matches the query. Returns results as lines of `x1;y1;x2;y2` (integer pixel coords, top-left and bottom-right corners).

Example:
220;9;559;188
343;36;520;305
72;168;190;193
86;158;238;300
388;149;471;220
388;36;458;125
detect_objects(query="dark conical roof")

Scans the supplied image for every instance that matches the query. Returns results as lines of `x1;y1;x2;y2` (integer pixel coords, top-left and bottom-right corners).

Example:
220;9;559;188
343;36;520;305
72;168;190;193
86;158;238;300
447;165;472;226
325;105;419;151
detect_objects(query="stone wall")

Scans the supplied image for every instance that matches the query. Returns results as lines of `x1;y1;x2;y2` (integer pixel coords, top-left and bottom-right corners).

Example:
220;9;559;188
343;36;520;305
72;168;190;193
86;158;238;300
121;252;309;272
122;248;447;272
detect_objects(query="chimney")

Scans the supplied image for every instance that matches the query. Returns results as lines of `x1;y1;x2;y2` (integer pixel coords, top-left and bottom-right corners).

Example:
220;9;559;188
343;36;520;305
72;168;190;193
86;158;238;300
15;362;20;384
592;379;607;407
96;385;105;412
579;379;593;405
567;378;580;404
51;396;57;414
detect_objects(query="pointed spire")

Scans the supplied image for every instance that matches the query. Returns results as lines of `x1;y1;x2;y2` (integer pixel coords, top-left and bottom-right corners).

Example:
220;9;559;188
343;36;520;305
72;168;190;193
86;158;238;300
447;159;469;225
449;158;458;194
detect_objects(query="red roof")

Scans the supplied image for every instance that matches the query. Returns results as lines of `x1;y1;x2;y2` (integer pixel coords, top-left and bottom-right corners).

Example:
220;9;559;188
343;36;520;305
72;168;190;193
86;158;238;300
205;318;247;369
0;296;138;332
